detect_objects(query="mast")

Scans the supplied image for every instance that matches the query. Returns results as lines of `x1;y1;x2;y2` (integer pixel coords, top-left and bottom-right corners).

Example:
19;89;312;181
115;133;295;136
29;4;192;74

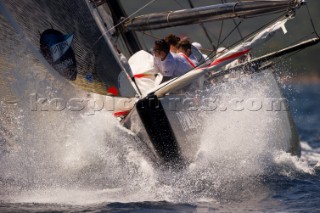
125;0;304;31
106;1;142;54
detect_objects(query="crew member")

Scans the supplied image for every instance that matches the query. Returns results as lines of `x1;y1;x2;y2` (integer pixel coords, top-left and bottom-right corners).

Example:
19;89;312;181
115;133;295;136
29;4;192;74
165;34;181;53
192;42;209;60
177;39;199;68
153;39;192;82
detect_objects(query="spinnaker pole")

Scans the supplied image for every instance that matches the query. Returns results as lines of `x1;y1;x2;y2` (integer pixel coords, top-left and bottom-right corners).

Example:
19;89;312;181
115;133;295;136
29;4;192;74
125;0;304;31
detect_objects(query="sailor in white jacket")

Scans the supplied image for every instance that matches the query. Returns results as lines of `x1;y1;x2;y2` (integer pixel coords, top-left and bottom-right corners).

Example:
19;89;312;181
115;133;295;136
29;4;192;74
176;39;200;68
153;39;192;82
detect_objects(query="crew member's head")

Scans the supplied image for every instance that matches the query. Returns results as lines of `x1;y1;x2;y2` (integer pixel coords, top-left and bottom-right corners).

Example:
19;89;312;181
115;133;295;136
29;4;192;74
215;47;227;58
177;39;192;57
192;42;202;51
165;34;180;53
153;39;170;61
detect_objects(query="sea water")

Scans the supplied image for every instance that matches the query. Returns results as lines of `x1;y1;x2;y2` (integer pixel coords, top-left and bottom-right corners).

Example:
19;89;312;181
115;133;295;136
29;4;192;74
1;1;320;211
0;80;319;212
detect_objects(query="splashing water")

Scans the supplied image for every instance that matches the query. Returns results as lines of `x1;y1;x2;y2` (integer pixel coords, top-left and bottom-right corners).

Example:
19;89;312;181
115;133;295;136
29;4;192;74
1;71;318;206
0;18;318;207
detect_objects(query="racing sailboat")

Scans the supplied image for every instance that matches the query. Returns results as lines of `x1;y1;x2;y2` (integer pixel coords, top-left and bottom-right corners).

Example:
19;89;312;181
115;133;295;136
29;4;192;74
0;0;318;168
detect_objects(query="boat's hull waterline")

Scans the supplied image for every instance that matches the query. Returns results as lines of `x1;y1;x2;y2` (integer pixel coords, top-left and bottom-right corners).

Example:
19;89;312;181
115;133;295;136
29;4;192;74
123;71;301;167
0;0;304;168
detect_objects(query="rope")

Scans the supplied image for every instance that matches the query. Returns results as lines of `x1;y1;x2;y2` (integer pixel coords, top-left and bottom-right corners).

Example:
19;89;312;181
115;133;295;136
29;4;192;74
140;31;160;40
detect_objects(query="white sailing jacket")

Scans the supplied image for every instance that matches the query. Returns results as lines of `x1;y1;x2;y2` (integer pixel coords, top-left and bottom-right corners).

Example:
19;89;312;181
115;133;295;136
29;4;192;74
154;52;192;77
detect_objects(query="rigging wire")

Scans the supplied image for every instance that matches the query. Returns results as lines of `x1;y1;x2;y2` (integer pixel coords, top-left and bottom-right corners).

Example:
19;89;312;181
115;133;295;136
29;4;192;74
150;1;317;95
173;0;217;50
216;0;285;48
139;31;160;51
273;48;304;65
93;0;157;46
305;2;320;38
217;20;243;48
140;31;160;40
187;0;216;50
287;32;316;48
173;0;185;9
269;3;320;67
267;42;312;73
217;0;224;47
108;0;157;32
120;1;316;70
233;19;244;40
217;20;224;48
193;11;291;68
223;0;244;41
223;12;289;53
268;32;317;65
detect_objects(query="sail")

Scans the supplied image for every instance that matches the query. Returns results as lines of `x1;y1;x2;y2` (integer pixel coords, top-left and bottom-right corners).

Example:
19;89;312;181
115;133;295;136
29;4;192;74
0;0;138;97
125;0;304;31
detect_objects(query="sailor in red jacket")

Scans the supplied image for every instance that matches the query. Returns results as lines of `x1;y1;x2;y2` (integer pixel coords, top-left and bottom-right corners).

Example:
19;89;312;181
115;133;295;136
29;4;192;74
176;39;200;68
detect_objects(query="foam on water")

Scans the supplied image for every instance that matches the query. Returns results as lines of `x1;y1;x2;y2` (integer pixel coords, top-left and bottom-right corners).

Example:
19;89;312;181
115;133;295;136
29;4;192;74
0;106;159;204
1;76;319;206
0;23;319;206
